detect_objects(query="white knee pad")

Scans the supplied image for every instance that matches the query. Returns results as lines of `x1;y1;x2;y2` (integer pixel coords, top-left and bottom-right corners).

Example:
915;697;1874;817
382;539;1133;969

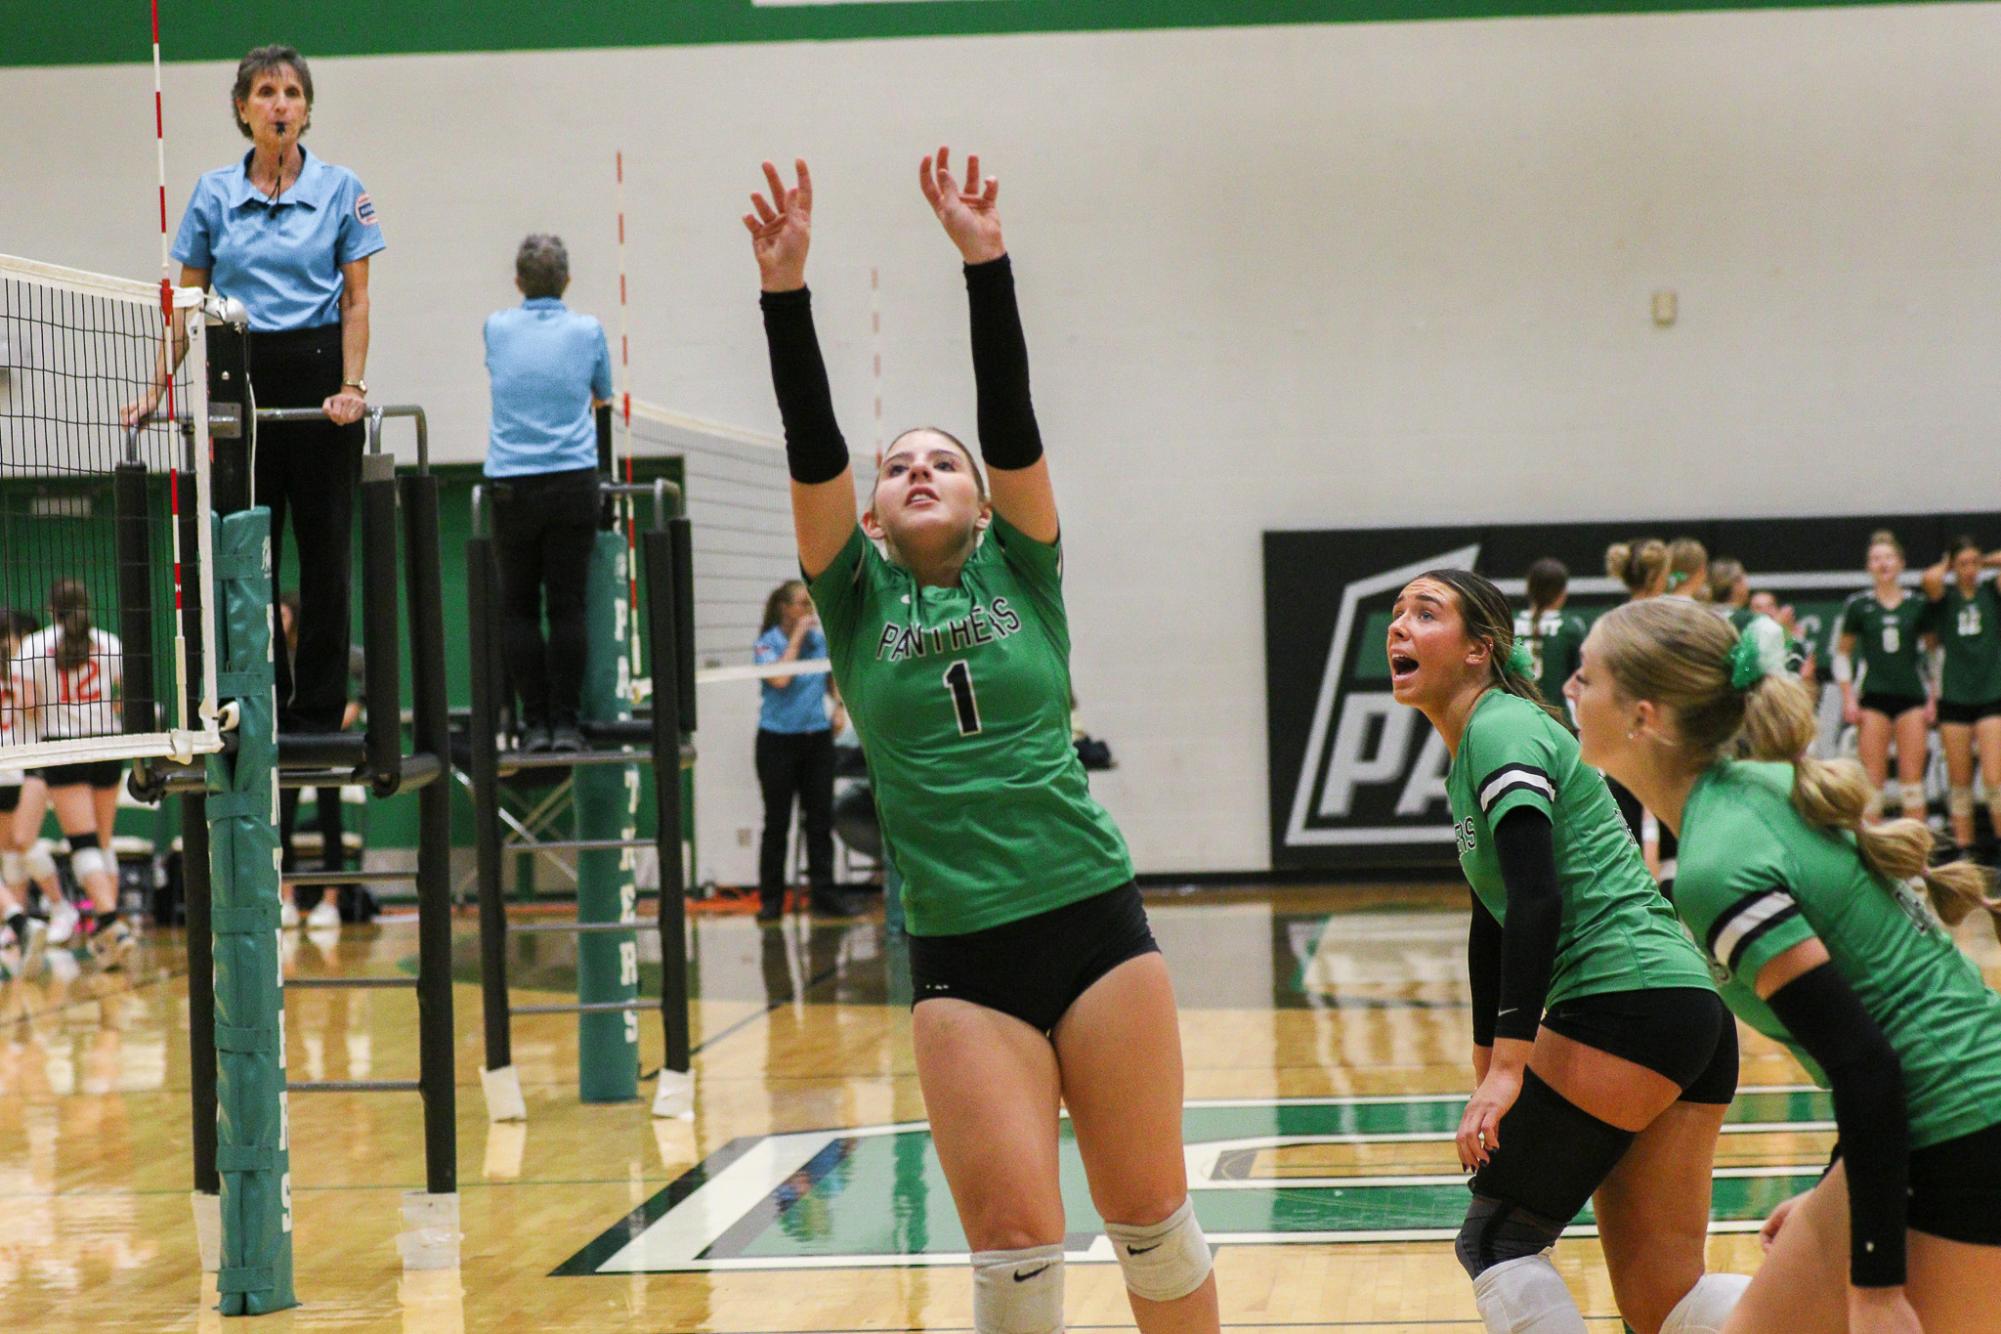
70;845;111;883
1659;1272;1750;1333
971;1243;1064;1334
1950;786;1978;819
1864;790;1885;821
1104;1197;1212;1304
24;841;57;882
0;850;20;886
1471;1252;1587;1333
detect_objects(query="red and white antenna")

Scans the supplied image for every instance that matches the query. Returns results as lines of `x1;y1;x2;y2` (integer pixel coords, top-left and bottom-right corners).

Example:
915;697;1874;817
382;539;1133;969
869;265;884;459
615;151;641;692
151;0;188;726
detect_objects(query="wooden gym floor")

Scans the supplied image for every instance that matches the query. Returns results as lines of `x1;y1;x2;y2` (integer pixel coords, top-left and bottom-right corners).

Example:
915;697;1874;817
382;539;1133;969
5;882;1996;1331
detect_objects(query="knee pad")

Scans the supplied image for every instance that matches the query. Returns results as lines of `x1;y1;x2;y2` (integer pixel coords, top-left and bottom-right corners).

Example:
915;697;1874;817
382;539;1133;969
24;841;57;882
1660;1272;1750;1333
69;845;111;883
971;1243;1064;1334
1471;1252;1587;1333
1104;1197;1212;1303
1951;786;1977;819
1455;1195;1569;1280
1864;790;1885;820
1467;1070;1636;1227
0;850;20;886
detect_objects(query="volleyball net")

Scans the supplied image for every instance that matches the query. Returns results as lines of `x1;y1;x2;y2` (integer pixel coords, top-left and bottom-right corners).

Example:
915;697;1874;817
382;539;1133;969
0;254;220;769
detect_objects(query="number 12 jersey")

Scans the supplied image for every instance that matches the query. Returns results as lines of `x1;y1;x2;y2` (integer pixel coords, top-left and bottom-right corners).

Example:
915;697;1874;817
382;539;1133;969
808;515;1132;937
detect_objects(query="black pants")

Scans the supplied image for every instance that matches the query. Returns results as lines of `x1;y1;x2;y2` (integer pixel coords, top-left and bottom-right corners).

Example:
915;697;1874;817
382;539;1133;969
279;785;347;913
221;324;363;732
490;468;599;729
756;728;835;897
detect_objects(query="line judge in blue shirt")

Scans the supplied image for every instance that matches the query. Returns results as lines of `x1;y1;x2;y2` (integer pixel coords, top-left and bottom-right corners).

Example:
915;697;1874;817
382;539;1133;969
753;580;851;920
483;234;613;754
125;44;384;734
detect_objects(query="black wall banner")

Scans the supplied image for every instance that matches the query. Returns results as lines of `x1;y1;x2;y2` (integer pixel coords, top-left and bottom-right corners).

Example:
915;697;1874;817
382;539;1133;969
1265;510;2001;872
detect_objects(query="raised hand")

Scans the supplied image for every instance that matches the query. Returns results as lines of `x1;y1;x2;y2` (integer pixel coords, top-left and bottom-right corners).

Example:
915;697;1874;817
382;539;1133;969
918;146;1005;265
743;159;813;293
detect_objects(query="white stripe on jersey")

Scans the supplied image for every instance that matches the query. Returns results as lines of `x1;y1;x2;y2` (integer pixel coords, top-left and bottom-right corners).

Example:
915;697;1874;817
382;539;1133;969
1711;891;1795;970
1479;765;1555;813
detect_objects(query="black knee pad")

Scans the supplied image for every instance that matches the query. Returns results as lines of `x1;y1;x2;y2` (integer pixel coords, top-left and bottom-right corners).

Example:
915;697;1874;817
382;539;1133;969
1454;1193;1569;1279
1467;1069;1636;1228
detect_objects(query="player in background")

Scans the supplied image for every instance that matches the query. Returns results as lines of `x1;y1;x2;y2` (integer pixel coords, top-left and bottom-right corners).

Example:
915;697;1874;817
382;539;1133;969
1389;569;1745;1334
9;581;132;968
0;610;48;975
1515;559;1587;715
1748;591;1818;683
1664;538;1710;602
1572;597;2001;1334
746;152;1217;1334
1709;558;1752;629
1921;537;2001;860
1834;531;1933;824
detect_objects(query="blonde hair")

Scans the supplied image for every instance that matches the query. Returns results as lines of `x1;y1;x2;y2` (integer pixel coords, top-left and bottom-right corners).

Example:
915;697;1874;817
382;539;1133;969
1594;598;2001;938
1867;528;1904;562
1667;537;1710;599
1606;538;1668;598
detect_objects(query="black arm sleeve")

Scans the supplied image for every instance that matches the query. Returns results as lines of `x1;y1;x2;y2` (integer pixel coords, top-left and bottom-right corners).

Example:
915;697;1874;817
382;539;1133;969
1491;807;1562;1043
963;255;1044;471
1468;890;1502;1047
1765;962;1909;1288
758;287;850;485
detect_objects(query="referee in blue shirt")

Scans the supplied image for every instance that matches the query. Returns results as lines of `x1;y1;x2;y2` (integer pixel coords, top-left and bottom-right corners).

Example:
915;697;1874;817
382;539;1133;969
753;581;853;920
126;45;384;734
483;235;613;754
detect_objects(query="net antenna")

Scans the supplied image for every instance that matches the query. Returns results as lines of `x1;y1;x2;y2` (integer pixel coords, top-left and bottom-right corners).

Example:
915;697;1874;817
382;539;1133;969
0;255;227;769
614;151;643;700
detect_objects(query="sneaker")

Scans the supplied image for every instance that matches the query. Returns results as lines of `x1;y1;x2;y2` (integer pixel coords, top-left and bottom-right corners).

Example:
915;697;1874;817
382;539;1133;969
306;901;342;931
18;916;47;979
755;896;784;923
549;724;586;755
91;920;136;972
519;724;552;754
46;900;80;947
280;900;301;930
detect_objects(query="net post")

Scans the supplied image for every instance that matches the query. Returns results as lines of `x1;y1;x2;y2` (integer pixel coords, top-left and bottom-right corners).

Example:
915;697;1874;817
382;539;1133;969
398;470;458;1197
114;463;160;737
359;453;402;794
465;526;518;1106
642;528;691;1090
669;514;697;734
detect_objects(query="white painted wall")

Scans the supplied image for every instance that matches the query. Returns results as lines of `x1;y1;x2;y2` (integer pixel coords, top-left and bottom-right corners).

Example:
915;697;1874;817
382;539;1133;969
8;6;1999;881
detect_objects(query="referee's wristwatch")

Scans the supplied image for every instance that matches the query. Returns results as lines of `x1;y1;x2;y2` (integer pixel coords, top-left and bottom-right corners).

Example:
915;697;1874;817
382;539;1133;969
342;378;367;396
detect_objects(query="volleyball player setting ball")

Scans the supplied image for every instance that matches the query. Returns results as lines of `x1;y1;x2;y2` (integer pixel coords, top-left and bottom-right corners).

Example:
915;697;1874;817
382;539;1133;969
745;151;1217;1334
1835;531;1934;825
1921;537;2001;861
1387;570;1746;1334
1571;598;2001;1334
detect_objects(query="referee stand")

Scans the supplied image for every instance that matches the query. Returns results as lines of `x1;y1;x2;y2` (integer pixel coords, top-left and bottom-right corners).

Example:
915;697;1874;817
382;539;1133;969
464;444;699;1122
133;351;461;1303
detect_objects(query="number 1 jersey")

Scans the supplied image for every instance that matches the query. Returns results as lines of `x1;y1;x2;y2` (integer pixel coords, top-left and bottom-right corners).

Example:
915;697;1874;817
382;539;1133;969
807;514;1132;937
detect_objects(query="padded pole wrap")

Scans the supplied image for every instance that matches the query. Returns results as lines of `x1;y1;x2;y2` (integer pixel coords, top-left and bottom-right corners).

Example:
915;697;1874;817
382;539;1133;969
576;531;640;1102
205;508;297;1314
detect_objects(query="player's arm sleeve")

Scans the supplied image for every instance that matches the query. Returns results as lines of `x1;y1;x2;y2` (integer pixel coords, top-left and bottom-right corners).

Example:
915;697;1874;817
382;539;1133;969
1764;962;1909;1288
759;287;850;486
1491;807;1560;1042
964;256;1043;471
170;187;213;268
1467;889;1502;1047
334;176;387;264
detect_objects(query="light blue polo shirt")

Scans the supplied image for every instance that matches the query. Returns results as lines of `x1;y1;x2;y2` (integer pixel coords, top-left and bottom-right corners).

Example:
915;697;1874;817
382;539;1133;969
483;299;614;478
755;626;832;734
171;147;385;332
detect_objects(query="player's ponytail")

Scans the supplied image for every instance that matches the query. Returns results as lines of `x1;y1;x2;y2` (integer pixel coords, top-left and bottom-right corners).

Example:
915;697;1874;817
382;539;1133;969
1422;568;1570;730
1598;597;2001;939
50;580;91;674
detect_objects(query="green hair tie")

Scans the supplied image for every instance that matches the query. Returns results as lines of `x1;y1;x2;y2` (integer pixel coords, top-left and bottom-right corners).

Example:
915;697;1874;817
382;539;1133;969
1507;640;1536;677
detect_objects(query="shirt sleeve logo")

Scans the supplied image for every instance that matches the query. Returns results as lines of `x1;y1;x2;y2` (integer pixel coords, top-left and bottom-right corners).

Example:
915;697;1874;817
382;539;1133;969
355;192;379;227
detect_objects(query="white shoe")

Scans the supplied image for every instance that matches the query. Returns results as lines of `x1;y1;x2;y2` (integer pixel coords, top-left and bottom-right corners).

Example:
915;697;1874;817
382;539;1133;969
46;900;80;947
280;900;301;930
306;901;341;930
91;920;136;972
18;916;47;978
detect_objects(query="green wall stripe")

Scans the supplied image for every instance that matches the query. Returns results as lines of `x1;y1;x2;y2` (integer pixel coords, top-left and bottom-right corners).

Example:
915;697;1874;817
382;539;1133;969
4;1;1987;70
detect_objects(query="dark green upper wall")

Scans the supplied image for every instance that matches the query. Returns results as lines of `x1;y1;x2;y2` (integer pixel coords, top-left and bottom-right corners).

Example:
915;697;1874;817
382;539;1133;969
3;0;1983;68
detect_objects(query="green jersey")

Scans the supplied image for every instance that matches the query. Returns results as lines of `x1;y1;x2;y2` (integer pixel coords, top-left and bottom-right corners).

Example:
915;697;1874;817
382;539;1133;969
1924;580;2001;706
1512;609;1586;707
1678;761;2001;1147
807;516;1132;937
1836;591;1928;698
1447;691;1715;1008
